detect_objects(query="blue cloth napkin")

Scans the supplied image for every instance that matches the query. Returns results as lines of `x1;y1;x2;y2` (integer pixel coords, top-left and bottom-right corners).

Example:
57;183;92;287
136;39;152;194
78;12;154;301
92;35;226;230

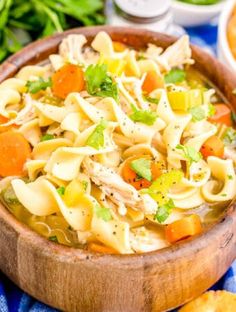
0;23;235;312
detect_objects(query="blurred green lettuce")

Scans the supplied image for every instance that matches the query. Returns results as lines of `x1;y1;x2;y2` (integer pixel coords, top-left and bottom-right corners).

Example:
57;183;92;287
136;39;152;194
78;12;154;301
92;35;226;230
0;0;105;62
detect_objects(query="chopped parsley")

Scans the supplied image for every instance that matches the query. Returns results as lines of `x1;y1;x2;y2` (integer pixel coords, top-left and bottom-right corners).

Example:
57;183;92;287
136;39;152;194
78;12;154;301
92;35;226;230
223;127;236;146
231;112;236;124
57;186;65;196
86;119;107;150
26;77;52;94
176;144;202;165
208;104;216;117
130;158;152;181
129;104;157;126
227;175;233;180
85;64;118;100
82;181;88;191
143;95;160;105
137;53;146;61
164;68;186;84
2;186;19;205
49;236;58;243
154;199;175;223
41;134;55;142
188;106;206;122
94;204;112;222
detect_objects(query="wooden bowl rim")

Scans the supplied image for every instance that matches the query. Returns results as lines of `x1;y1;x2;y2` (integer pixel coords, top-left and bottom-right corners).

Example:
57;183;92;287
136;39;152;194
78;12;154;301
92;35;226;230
0;25;236;264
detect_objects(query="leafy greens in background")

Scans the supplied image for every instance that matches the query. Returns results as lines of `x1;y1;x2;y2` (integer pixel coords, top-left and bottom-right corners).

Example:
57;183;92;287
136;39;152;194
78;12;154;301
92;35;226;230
0;0;105;62
178;0;220;4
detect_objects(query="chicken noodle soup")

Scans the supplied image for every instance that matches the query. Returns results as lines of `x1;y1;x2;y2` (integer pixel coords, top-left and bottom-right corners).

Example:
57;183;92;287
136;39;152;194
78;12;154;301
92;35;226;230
0;32;235;254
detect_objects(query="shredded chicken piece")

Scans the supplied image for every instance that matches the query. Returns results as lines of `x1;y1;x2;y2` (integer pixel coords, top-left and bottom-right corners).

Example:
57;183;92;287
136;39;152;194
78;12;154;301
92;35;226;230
2;94;36;126
59;34;87;64
157;36;194;72
145;43;163;59
83;158;157;214
225;147;236;167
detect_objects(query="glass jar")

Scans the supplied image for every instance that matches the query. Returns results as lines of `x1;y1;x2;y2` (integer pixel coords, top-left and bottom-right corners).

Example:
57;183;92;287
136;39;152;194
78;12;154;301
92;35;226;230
106;0;185;36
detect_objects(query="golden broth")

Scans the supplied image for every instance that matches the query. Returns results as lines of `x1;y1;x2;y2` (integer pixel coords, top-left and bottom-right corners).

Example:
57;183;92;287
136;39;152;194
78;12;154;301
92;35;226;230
0;183;229;249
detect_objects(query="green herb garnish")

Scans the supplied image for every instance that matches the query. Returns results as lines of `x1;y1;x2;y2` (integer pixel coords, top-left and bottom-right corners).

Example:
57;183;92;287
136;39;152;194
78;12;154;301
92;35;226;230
164;68;186;84
129;104;157;126
178;0;220;4
2;185;19;205
137;53;146;61
41;134;55;142
85;64;118;100
86;119;107;150
49;236;58;243
208;104;216;117
154;199;175;223
223;127;236;145
231;112;236;124
82;181;88;191
130;158;152;181
94;204;112;222
188;106;206;122
57;186;65;196
176;144;202;165
26;77;52;94
227;175;233;180
143;95;160;105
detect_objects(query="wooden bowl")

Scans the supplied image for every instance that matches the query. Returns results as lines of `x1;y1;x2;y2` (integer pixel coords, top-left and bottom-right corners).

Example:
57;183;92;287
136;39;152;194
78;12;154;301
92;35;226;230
0;26;236;312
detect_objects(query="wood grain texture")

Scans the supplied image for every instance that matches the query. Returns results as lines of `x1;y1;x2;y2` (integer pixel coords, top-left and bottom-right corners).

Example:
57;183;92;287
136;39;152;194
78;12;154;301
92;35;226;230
0;26;236;312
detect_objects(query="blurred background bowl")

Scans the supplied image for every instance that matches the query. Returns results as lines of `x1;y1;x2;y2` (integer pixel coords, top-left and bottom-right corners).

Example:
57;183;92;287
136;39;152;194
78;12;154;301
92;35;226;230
172;0;226;27
218;0;236;72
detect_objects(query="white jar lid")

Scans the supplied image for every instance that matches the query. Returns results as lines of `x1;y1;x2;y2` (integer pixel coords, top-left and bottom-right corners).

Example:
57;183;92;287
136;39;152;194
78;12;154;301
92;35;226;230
114;0;171;19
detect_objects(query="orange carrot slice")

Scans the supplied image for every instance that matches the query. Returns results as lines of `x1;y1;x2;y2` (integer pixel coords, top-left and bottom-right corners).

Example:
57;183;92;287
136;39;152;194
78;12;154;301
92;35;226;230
142;70;164;94
165;214;202;244
112;41;127;52
88;243;117;254
208;104;232;127
0;131;31;177
200;135;224;159
122;156;164;190
52;64;85;99
0;115;18;133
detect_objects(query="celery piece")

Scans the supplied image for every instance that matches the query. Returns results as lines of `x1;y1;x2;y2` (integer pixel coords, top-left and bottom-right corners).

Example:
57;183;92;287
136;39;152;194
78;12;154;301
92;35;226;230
154;199;175;223
86;119;107;150
167;89;203;111
99;55;125;76
2;185;19;205
130;158;152;181
145;170;183;206
94;204;112;222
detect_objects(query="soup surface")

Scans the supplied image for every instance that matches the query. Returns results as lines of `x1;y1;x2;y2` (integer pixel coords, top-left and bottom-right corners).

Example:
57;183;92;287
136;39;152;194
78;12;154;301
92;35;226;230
0;32;235;254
